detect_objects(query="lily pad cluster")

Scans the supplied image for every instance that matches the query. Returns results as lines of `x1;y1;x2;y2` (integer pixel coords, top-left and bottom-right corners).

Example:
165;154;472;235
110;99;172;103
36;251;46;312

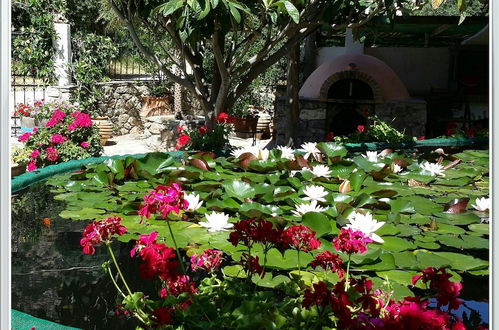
46;145;489;298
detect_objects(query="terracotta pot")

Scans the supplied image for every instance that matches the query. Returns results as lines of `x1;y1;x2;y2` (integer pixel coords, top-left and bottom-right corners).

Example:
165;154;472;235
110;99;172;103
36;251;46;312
92;116;113;145
11;163;26;177
255;112;272;140
140;96;173;117
234;117;259;138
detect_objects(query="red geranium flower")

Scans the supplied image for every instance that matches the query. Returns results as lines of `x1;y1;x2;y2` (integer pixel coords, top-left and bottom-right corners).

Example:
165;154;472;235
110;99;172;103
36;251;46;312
229;218;283;249
412;267;462;310
357;125;366;133
80;216;128;255
418;136;425;140
325;131;335;142
217;112;229;123
151;307;172;326
240;253;264;276
302;281;332;308
310;251;345;278
281;225;321;252
199;126;208;135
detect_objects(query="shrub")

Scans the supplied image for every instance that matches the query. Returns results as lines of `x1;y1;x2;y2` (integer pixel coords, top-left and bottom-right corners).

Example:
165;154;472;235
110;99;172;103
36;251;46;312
12;101;103;171
174;113;235;152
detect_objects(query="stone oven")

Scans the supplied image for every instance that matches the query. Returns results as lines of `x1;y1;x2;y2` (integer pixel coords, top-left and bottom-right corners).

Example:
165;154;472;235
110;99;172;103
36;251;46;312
275;53;426;145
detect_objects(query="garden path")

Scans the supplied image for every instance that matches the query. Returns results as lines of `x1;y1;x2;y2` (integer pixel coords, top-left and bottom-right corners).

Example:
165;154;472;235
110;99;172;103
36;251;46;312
101;134;275;156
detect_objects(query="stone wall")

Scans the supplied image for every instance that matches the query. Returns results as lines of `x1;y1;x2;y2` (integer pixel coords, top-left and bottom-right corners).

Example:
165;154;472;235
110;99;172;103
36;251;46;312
275;97;426;146
94;80;173;136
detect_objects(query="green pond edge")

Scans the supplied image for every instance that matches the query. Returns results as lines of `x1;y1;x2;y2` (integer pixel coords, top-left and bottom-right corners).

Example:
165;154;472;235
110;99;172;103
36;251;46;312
11;137;488;193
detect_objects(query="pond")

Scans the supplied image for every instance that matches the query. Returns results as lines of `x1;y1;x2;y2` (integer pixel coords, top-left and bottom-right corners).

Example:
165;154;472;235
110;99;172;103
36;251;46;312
12;146;489;328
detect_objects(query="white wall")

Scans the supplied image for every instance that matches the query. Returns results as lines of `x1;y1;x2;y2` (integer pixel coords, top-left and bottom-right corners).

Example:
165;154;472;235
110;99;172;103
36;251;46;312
316;46;451;97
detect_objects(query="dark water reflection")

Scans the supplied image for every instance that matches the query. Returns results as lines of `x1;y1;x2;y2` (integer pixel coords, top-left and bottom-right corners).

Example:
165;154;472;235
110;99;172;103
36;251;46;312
11;181;489;328
11;182;144;329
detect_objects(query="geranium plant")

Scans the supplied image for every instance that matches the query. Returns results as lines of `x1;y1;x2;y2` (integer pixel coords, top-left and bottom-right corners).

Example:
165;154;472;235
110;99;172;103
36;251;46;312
174;112;235;152
12;101;103;171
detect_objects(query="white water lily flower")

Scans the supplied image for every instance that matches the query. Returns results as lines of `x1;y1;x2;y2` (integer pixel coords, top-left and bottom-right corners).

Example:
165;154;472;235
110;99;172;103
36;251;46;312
311;165;332;178
420;161;446;177
301;142;321;161
362;151;381;162
276;145;295;160
472;197;490;212
392;164;403;174
184;193;203;212
346;211;385;243
302;185;328;203
231;146;269;161
199;212;233;232
291;200;328;217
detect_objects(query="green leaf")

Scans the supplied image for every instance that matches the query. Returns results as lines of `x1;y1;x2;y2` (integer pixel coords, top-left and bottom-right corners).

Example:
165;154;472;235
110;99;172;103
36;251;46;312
302;212;331;237
432;252;488;271
252;273;291;288
349;171;367;191
198;0;211;19
135;153;175;176
414;250;452;269
222;180;256;201
104;158;125;180
381;236;416;252
223;265;247;278
317;143;347;159
228;3;241;23
282;0;300;23
154;0;184;16
468;223;489;235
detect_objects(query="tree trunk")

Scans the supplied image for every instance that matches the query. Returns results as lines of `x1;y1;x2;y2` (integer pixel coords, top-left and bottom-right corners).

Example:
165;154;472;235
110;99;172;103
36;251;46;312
284;42;301;147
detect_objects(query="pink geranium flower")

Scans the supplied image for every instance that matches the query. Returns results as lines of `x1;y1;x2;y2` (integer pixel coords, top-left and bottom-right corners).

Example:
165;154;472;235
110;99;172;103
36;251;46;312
18;132;32;142
30;149;40;158
51;134;67;144
80;216;127;255
81;141;89;148
45;147;59;162
190;249;223;273
26;161;38;172
333;228;373;254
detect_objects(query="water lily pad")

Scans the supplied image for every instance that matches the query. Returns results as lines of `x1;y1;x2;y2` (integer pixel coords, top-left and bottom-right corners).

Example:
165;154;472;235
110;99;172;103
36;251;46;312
468;224;489;235
302;212;332;237
252;273;291;288
222;180;256;201
381;236;416;252
223;265;247;278
432;252;488;271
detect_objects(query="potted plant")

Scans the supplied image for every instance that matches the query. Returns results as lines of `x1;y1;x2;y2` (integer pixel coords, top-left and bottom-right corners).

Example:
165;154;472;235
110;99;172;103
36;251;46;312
230;93;260;138
13;102;103;172
141;80;173;117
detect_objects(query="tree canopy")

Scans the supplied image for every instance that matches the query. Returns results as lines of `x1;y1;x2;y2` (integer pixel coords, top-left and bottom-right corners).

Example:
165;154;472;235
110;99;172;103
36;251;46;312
108;0;472;118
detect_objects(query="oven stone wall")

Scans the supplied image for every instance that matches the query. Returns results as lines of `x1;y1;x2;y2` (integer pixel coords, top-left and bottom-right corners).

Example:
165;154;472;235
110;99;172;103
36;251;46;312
275;97;426;146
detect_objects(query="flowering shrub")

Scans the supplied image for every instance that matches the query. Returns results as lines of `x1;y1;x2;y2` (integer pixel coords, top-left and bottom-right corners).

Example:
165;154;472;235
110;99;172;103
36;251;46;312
328;115;414;144
13;99;65;120
174;112;235;151
11;101;102;171
81;197;472;328
46;145;488;328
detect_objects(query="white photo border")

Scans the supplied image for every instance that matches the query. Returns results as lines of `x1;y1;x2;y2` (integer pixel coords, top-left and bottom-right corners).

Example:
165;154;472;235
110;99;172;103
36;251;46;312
0;0;12;328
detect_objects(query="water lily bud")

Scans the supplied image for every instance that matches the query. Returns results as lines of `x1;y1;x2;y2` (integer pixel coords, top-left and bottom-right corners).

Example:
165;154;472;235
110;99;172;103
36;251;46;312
339;179;351;193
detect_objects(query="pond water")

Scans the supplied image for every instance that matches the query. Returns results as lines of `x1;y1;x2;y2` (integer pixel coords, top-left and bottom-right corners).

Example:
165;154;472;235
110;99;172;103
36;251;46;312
11;180;490;329
11;182;143;329
12;148;490;328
